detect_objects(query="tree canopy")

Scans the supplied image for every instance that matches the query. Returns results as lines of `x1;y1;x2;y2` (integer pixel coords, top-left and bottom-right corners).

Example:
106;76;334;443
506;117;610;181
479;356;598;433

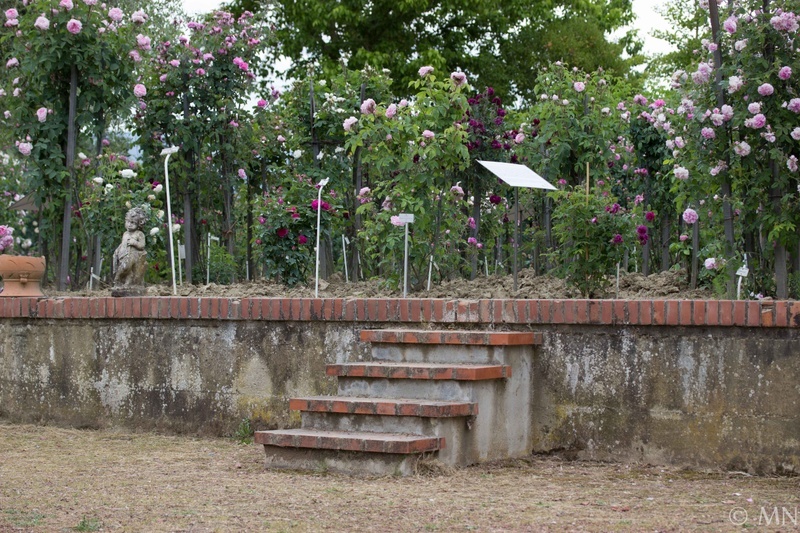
227;0;642;103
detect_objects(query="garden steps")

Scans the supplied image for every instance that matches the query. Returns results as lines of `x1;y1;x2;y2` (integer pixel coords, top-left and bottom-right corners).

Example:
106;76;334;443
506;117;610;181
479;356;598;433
326;362;512;380
256;328;540;475
290;396;479;417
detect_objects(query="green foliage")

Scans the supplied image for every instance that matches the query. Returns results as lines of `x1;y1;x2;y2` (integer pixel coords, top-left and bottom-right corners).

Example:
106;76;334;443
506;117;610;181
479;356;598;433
239;0;640;103
73;516;102;532
206;245;238;285
253;174;339;286
548;182;642;296
233;417;254;445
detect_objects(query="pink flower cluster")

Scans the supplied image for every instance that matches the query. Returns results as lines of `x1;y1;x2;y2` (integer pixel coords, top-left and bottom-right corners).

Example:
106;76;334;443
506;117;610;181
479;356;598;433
450;71;467;87
770;11;798;32
343;116;357;132
360;98;376;115
682;208;698;224
0;225;13;253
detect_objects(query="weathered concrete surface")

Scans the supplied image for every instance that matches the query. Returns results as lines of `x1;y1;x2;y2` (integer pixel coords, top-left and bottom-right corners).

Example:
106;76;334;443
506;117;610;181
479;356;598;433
0;320;360;435
532;326;800;474
1;316;798;473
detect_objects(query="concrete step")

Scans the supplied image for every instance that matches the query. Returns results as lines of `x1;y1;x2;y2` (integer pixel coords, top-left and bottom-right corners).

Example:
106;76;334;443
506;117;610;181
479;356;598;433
255;428;444;454
360;329;542;346
326;362;512;380
361;329;542;364
290;396;478;417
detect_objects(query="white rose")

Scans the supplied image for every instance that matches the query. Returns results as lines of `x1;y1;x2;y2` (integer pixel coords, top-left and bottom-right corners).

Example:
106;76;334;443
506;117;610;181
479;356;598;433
147;194;155;201
153;184;163;193
149;227;160;236
293;149;302;159
93;177;104;185
120;169;136;178
156;210;164;219
172;224;181;233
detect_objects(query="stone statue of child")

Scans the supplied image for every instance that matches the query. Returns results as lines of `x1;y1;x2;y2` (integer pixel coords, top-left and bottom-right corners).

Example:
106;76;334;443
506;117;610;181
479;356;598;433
112;206;148;296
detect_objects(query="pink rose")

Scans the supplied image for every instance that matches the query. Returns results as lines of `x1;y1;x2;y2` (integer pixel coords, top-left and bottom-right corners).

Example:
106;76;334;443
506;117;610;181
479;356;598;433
66;18;82;34
343;116;357;132
136;34;151;51
573;81;585;92
17;142;32;156
360;98;376;115
418;66;434;77
450;71;467;87
5;8;18;19
6;57;19;68
757;83;774;96
36;107;47;122
133;83;146;98
422;129;435;140
779;66;792;80
59;0;73;10
385;103;397;119
682;208;698;225
108;7;123;21
34;15;49;30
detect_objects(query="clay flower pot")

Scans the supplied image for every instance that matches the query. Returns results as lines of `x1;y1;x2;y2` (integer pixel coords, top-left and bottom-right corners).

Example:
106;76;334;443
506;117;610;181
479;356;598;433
0;255;46;297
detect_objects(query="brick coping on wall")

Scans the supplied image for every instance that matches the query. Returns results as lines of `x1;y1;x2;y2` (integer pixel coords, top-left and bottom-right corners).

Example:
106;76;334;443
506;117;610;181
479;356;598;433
0;296;797;327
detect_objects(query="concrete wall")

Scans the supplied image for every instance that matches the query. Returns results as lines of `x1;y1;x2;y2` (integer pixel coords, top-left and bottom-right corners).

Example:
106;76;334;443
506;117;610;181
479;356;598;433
0;319;363;434
532;326;800;474
1;296;799;473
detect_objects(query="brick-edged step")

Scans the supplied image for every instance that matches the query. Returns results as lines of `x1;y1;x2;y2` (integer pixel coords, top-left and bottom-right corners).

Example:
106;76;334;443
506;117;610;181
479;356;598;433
361;329;543;346
290;396;478;417
255;428;444;454
326;362;512;380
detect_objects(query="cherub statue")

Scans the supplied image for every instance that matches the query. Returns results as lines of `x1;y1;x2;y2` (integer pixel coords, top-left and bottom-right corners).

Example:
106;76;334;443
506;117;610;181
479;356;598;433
112;206;148;295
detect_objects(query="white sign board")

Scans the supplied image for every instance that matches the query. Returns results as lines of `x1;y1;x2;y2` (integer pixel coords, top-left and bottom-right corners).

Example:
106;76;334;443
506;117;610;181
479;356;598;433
398;213;415;224
476;160;556;190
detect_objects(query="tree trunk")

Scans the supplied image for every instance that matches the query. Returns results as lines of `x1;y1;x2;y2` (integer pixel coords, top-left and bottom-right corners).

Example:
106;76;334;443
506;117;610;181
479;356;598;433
708;0;737;297
660;215;671;272
349;83;366;281
181;89;196;283
771;161;788;298
58;64;79;290
691;221;700;289
246;172;253;281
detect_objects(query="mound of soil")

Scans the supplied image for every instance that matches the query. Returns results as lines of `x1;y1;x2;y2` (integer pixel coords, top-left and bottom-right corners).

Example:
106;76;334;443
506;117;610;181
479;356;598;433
57;268;716;300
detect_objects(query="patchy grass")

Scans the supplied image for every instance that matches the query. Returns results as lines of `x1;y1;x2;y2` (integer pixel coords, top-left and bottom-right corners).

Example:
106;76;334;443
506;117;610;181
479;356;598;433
1;423;798;532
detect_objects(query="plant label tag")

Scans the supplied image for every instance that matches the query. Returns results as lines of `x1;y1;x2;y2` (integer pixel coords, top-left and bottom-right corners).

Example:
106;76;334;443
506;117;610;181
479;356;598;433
398;213;415;224
736;266;749;277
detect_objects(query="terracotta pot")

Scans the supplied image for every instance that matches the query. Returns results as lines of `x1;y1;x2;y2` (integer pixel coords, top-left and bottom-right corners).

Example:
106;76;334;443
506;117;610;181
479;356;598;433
0;255;46;297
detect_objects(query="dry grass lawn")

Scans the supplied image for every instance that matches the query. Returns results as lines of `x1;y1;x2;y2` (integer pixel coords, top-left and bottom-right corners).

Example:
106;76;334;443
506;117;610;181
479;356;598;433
1;423;798;532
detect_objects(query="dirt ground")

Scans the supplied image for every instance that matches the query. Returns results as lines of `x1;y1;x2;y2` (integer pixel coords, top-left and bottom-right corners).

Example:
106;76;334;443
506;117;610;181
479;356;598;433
56;269;718;301
1;424;798;532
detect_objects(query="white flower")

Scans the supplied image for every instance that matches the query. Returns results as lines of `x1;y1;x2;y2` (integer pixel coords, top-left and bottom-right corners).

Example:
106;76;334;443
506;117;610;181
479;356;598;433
147;194;155;201
153;184;163;193
77;152;87;160
293;149;303;159
119;169;136;178
316;151;324;160
149;227;160;236
156;210;165;219
92;177;104;185
172;223;181;233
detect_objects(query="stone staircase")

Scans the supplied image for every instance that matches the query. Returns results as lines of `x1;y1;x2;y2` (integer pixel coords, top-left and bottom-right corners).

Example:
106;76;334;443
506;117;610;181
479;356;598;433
255;329;542;475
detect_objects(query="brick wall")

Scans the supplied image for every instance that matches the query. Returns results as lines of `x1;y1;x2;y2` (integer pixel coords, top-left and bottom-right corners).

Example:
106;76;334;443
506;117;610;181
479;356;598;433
1;296;797;327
